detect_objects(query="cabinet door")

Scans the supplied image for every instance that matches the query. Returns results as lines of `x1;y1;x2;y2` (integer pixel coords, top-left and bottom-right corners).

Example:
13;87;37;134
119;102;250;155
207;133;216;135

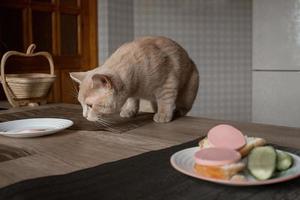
252;71;300;127
0;0;98;104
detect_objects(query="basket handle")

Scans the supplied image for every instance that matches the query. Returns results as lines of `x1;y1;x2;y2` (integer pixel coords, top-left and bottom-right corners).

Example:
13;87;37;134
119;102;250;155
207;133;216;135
0;44;55;107
26;44;55;75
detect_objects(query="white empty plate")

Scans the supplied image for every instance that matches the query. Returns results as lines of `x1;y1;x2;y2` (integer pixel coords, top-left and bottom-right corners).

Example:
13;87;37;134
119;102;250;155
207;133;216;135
0;118;73;138
170;147;300;186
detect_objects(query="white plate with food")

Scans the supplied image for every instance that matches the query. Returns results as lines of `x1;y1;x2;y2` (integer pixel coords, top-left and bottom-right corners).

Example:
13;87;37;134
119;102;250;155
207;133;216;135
0;118;73;138
170;147;300;186
170;124;300;186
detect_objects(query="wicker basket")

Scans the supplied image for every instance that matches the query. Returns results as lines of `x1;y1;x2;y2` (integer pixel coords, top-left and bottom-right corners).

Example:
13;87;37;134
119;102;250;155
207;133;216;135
0;44;56;107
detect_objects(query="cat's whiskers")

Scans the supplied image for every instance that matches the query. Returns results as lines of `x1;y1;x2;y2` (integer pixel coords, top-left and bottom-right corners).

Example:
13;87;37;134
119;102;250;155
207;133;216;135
96;119;111;126
70;91;78;98
96;117;114;126
70;81;79;98
95;117;120;132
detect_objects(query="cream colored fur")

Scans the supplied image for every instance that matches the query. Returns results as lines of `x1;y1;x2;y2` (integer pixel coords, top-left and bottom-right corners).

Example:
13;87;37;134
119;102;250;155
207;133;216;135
70;36;199;123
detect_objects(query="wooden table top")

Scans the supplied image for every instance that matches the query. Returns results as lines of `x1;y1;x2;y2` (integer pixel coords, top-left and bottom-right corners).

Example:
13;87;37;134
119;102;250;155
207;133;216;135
0;103;299;188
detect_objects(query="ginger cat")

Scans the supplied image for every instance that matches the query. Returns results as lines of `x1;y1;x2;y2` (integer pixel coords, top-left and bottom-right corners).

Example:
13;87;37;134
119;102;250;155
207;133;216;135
70;36;199;123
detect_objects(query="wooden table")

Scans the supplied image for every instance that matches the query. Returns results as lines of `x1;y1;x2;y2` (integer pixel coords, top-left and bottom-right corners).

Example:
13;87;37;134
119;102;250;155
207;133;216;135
0;103;299;188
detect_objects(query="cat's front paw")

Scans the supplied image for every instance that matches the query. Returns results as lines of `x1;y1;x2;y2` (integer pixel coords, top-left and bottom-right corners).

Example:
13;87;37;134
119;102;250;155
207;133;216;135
120;109;138;118
153;112;173;123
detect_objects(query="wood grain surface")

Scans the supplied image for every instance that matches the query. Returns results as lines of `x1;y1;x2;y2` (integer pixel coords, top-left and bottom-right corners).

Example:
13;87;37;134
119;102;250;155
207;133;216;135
0;103;299;188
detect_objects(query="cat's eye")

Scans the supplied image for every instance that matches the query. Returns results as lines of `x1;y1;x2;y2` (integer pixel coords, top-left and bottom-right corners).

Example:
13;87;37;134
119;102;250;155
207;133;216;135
87;104;93;109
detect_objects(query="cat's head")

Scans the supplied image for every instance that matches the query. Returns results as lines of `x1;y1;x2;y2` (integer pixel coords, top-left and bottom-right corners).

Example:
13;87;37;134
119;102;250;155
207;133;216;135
70;71;125;121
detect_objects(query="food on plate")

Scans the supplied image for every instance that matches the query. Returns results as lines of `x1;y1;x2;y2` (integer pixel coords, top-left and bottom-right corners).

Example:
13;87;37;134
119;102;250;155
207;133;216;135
199;125;266;157
247;147;294;180
199;136;266;157
230;174;247;182
247;146;277;180
16;128;49;133
194;124;294;181
238;137;267;157
194;147;245;179
207;124;246;150
276;150;293;171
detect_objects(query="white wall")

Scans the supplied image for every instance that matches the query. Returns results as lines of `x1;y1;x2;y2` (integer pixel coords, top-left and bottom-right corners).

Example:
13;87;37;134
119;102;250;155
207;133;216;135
253;0;300;70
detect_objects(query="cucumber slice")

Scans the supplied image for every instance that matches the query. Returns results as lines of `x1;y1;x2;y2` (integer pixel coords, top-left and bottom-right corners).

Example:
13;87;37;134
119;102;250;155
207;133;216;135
276;150;293;171
247;146;277;180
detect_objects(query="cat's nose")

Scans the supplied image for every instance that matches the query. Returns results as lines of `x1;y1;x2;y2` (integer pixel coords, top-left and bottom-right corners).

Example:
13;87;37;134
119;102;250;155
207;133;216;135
83;109;89;118
87;115;98;121
86;111;98;121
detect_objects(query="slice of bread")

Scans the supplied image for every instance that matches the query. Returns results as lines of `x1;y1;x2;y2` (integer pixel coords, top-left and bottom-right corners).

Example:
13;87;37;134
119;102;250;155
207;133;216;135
230;174;247;182
239;137;266;157
198;136;266;157
194;162;245;180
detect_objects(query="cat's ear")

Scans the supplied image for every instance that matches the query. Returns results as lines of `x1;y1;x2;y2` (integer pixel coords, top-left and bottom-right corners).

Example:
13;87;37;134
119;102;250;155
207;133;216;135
69;72;87;84
91;74;113;89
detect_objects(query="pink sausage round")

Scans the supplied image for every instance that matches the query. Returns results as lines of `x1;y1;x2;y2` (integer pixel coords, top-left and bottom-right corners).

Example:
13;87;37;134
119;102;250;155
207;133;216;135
207;124;246;150
194;147;241;166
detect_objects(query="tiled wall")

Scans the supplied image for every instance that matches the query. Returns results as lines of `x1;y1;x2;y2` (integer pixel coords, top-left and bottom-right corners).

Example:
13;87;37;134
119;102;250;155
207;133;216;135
98;0;108;64
98;0;252;122
98;0;133;64
108;0;134;57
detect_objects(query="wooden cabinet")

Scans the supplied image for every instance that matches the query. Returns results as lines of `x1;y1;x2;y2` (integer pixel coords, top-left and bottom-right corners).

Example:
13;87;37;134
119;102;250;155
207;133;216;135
0;0;98;104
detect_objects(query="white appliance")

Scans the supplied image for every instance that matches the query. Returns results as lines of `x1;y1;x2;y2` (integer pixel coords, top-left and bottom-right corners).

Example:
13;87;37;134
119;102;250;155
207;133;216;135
252;0;300;127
